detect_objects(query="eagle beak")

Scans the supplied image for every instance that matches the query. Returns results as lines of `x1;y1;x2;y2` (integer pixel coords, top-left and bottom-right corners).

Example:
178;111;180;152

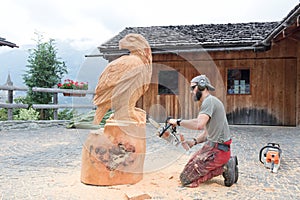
119;38;125;50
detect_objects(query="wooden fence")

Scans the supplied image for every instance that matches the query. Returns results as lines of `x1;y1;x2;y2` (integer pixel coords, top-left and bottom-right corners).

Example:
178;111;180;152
0;84;96;120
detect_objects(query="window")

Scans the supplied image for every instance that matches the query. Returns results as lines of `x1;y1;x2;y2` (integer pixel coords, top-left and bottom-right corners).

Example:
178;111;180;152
158;71;178;95
227;69;250;94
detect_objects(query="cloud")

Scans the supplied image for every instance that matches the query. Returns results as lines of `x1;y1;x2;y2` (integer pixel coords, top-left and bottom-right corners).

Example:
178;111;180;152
14;0;71;28
1;0;299;51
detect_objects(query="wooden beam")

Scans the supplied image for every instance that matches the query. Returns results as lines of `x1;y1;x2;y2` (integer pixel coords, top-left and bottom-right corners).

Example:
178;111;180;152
0;85;27;91
273;26;300;43
282;28;286;38
32;104;96;109
32;87;95;94
0;103;29;109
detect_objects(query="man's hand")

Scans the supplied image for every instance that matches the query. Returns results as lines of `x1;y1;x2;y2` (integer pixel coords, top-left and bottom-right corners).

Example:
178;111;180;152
187;140;197;148
168;118;178;126
180;134;189;150
180;134;197;150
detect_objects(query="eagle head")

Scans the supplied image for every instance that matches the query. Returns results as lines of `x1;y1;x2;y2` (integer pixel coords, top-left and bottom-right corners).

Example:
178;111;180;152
119;33;150;52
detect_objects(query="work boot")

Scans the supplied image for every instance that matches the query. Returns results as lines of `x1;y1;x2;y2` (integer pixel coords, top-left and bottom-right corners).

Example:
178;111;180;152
223;156;236;187
179;173;192;186
233;156;239;183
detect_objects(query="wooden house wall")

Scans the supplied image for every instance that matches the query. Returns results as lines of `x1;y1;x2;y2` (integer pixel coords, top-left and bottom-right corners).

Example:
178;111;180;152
297;37;300;126
138;37;299;126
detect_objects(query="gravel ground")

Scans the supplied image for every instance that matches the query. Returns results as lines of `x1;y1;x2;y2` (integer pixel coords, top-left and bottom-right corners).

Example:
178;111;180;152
0;124;299;199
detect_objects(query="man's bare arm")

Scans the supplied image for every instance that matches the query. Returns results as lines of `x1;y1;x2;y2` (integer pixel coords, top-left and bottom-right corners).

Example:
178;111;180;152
169;113;209;130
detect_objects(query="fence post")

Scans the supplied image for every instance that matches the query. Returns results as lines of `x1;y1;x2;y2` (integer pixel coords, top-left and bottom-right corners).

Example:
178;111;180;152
53;92;58;120
6;74;13;120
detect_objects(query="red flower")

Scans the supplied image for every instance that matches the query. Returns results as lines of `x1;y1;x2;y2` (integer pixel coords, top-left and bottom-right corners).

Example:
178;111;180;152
57;79;88;90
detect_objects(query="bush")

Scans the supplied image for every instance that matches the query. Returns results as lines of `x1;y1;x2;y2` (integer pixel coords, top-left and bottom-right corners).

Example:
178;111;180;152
58;109;77;120
0;108;7;121
14;108;39;120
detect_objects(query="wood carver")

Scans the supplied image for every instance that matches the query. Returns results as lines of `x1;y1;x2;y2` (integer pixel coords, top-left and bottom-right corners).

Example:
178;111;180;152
81;33;152;186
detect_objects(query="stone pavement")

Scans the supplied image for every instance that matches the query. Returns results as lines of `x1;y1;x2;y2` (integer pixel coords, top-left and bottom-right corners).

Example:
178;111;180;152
0;124;299;199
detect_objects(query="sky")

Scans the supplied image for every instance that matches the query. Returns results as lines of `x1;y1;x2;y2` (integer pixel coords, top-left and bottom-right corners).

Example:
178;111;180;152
0;0;299;52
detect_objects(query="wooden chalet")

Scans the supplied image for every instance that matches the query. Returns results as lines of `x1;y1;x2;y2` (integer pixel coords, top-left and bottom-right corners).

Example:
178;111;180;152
98;3;300;126
0;37;18;48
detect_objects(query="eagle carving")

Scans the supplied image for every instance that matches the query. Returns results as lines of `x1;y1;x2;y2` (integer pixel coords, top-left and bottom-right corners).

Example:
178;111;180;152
93;33;152;125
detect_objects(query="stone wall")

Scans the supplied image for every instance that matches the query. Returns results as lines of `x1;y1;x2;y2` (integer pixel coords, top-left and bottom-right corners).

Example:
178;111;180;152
0;120;70;131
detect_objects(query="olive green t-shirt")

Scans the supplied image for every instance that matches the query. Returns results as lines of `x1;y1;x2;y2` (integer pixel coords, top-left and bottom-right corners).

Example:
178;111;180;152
199;95;231;143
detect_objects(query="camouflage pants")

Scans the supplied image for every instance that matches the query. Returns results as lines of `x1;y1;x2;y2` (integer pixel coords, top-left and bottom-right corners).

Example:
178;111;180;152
180;140;231;187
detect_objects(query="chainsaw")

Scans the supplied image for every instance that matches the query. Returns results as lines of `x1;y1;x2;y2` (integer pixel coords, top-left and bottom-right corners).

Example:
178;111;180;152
146;115;189;150
259;143;282;173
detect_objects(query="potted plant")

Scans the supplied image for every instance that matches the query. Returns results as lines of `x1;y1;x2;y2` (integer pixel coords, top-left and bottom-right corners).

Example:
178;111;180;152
57;79;88;97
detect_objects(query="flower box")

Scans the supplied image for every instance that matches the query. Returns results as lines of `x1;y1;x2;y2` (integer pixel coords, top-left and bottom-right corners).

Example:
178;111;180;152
57;79;88;90
63;93;86;97
58;79;88;97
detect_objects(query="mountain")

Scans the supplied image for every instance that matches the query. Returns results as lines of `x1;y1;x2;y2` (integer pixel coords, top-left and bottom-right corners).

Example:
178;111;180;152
0;46;30;86
0;40;108;108
0;40;108;88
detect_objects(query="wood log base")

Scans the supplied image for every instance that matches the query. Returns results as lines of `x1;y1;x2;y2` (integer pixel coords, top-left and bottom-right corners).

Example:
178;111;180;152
80;120;146;186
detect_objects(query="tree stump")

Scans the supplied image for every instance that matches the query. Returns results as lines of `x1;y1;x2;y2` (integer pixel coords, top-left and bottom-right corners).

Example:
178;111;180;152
80;120;146;185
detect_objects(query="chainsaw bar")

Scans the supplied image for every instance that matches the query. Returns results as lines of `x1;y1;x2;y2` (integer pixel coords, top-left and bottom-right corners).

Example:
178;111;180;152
146;114;180;146
147;115;161;129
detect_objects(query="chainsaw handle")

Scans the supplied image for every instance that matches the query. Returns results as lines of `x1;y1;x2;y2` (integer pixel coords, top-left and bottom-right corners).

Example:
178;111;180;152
159;123;172;137
166;116;177;132
259;145;282;164
159;116;176;137
267;143;280;148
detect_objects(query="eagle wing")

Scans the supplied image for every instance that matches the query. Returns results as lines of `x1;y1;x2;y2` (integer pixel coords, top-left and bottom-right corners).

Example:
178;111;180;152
93;54;149;106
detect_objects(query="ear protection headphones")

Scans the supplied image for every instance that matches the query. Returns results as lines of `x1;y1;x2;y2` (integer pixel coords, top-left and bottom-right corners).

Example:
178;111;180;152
198;76;207;91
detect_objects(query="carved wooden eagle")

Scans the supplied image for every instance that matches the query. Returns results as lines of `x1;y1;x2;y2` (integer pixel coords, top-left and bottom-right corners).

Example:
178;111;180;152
93;33;152;125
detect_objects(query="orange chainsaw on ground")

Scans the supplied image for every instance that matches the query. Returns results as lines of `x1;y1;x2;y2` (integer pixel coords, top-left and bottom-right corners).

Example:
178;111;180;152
259;143;282;173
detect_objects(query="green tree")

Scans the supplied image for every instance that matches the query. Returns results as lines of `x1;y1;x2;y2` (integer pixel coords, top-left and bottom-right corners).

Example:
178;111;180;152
23;33;68;119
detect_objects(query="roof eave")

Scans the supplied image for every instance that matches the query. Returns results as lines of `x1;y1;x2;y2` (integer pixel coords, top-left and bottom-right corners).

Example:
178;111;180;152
257;3;300;46
99;40;263;52
0;41;19;48
89;43;266;59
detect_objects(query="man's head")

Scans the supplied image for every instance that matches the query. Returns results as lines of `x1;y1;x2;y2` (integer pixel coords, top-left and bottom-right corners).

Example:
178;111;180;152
190;75;215;101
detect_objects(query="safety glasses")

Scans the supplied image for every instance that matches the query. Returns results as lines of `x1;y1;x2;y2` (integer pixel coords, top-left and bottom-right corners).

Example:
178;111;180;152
190;85;197;91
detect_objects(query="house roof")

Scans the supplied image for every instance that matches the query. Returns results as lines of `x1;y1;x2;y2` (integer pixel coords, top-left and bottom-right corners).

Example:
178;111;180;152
0;37;18;48
98;3;300;57
100;22;278;52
